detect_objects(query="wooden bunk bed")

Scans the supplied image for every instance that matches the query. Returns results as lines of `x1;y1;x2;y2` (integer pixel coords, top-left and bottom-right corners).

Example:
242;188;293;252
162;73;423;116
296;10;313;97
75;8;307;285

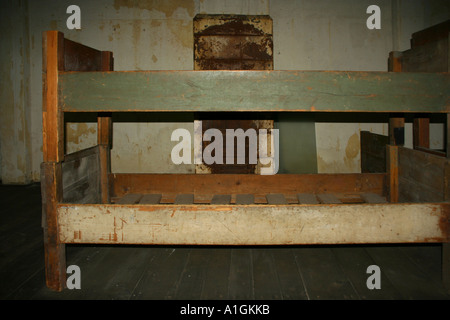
41;29;449;292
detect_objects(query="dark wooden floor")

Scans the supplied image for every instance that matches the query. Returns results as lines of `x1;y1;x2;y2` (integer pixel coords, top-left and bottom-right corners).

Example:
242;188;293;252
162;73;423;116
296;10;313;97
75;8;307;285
1;183;449;300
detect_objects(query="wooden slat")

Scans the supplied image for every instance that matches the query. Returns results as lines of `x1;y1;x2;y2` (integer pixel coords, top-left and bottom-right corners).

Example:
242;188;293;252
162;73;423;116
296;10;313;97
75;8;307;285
59;71;450;113
317;194;342;204
175;194;194;204
235;194;254;205
297;193;319;204
360;193;387;204
57;203;450;245
139;194;162;204
116;193;142;204
266;194;287;205
210;194;231;205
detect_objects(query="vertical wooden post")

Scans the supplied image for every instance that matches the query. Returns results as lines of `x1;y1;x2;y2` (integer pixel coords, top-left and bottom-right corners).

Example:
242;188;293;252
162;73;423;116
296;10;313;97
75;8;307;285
389;117;405;147
42;31;64;162
388;51;403;72
42;31;66;291
97;51;113;204
386;145;399;203
413;117;430;149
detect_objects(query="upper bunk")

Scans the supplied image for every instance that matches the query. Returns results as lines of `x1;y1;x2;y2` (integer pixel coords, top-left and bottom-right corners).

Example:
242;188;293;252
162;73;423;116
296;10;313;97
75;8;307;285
45;30;449;115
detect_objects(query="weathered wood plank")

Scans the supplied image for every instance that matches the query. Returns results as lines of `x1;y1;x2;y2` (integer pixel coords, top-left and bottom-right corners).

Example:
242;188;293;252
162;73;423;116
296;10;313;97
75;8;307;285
175;194;194;204
116;194;142;204
266;194;287;205
57;203;450;245
235;194;254;204
139;194;162;204
317;194;342;204
297;193;319;204
59;71;450;113
210;194;231;205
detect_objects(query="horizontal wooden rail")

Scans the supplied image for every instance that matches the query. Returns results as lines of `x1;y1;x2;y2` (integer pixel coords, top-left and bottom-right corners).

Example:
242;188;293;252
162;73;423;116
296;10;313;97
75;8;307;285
59;70;449;113
109;173;386;198
57;202;450;245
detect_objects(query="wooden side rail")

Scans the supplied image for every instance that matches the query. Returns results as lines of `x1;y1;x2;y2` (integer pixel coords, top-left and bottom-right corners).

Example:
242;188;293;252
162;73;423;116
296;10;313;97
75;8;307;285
57;202;450;245
58;70;450;113
109;173;386;199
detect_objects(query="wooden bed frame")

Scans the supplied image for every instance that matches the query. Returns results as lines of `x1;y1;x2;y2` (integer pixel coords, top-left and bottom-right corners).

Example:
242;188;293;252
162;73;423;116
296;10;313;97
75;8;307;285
41;30;450;292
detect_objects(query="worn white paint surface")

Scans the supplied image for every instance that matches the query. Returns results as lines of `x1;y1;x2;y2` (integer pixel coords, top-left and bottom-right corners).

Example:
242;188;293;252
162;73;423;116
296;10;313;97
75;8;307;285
57;203;448;244
1;0;449;182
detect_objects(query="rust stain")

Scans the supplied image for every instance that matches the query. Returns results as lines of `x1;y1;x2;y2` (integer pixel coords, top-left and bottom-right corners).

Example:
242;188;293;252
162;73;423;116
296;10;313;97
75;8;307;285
345;133;360;162
151;20;162;27
167;19;193;49
66;123;96;146
113;0;195;17
195;17;267;36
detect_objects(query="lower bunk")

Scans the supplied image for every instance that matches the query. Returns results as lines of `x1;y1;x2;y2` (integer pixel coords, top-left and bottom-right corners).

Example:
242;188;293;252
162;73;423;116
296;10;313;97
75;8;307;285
42;133;450;291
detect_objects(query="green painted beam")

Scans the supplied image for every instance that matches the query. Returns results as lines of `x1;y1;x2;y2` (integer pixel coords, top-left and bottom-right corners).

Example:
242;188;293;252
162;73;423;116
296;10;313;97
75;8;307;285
59;71;449;113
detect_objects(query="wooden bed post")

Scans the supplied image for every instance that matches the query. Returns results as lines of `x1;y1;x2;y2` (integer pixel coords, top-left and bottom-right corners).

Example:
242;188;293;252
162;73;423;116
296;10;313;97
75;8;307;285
386;145;399;203
42;30;66;291
444;113;450;293
387;51;403;204
98;51;113;204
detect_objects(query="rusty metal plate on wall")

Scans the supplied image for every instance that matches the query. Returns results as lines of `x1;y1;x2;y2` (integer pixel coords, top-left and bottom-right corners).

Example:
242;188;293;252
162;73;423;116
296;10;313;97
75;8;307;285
194;14;274;174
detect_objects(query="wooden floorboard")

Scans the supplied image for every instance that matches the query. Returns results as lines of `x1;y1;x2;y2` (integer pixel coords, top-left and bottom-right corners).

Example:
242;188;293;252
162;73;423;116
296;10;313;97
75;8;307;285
365;245;450;299
200;248;231;299
331;246;403;299
228;248;254;299
292;246;359;299
1;184;449;300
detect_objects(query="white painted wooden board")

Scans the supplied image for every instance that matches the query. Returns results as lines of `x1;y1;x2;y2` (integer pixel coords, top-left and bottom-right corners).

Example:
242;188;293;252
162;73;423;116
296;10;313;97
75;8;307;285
57;203;449;245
